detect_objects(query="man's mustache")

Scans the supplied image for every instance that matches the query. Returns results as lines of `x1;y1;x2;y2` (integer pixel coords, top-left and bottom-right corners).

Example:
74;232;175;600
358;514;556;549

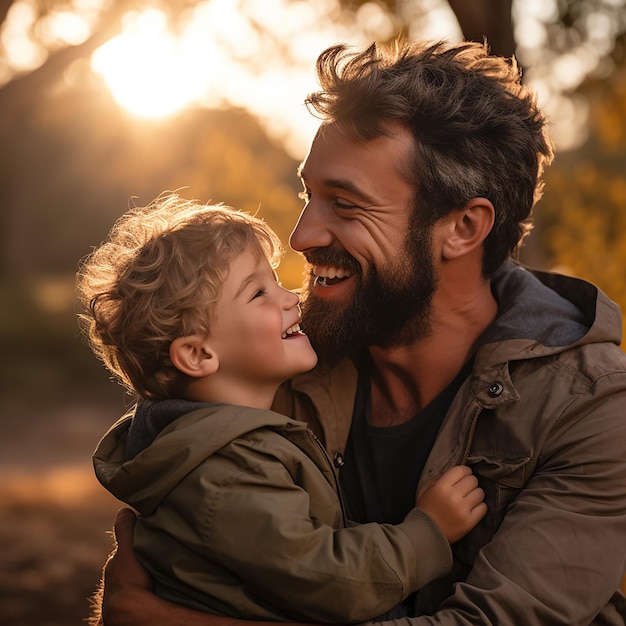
303;248;362;274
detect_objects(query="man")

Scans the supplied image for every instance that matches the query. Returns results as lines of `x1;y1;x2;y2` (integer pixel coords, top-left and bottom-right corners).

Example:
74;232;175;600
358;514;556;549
98;40;626;624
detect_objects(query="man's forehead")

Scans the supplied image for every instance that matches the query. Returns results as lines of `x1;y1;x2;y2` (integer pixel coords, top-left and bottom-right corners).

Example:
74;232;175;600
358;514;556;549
297;124;414;191
297;129;362;182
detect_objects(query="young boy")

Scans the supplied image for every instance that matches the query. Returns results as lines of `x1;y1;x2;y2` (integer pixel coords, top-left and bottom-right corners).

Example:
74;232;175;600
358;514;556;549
78;193;486;623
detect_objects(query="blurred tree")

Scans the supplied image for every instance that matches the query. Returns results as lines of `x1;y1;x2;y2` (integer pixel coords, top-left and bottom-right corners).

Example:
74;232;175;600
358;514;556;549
2;0;626;121
1;80;303;282
446;0;515;56
0;78;305;406
539;36;626;341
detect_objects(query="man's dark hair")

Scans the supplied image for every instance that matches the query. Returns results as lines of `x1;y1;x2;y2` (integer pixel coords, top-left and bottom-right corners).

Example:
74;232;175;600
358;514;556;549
305;40;554;277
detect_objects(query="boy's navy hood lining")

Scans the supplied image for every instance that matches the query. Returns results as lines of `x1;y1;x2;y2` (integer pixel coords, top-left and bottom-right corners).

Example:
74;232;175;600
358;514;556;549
126;398;216;460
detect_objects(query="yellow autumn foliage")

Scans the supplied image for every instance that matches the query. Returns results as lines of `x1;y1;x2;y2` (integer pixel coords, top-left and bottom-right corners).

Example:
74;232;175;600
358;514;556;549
540;64;626;347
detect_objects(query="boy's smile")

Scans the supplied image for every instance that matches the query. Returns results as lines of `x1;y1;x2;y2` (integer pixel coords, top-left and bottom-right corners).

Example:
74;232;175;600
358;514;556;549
205;247;318;407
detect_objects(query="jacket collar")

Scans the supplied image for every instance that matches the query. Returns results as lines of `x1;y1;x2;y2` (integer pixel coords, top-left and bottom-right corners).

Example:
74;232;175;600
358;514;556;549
285;261;621;438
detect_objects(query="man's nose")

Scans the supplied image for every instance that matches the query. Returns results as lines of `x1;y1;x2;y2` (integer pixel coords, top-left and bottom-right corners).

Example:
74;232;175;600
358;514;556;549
289;202;333;252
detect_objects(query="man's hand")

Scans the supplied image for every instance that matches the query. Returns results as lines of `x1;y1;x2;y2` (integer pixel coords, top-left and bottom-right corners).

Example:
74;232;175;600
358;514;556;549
416;465;487;544
99;508;154;625
97;508;249;626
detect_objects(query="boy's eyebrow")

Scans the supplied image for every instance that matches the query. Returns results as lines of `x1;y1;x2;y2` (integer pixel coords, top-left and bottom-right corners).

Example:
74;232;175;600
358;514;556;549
235;271;259;299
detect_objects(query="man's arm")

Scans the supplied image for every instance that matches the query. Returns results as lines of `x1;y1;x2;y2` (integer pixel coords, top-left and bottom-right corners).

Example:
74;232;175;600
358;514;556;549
100;509;224;626
100;510;315;626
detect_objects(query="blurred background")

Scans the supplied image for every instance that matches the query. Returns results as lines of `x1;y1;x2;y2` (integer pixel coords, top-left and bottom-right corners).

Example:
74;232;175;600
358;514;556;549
0;0;625;623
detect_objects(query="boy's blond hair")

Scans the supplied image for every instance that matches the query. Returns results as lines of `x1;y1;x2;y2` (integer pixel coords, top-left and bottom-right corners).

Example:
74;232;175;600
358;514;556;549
77;193;282;400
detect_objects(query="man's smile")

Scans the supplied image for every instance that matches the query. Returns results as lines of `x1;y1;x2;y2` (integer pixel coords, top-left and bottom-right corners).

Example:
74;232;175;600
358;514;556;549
311;265;354;287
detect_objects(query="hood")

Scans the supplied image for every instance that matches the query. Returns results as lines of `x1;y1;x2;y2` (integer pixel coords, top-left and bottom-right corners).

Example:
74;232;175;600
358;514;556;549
279;261;622;424
476;260;621;362
93;401;305;516
462;261;622;409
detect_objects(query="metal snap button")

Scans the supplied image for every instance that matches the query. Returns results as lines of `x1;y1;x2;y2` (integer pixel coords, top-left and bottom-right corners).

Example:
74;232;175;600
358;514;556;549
488;382;504;397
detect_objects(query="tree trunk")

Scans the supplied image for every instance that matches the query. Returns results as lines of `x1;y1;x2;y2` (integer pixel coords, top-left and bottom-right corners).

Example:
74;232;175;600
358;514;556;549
447;0;515;58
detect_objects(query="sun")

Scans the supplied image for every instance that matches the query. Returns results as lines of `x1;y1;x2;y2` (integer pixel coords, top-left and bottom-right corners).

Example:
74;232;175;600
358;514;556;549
91;9;214;118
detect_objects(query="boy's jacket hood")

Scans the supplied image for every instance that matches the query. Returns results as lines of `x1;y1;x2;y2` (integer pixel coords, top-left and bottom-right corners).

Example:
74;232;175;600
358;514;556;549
93;402;308;516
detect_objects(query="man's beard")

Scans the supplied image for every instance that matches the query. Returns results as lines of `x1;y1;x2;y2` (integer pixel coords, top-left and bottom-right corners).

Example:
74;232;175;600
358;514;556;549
301;220;437;364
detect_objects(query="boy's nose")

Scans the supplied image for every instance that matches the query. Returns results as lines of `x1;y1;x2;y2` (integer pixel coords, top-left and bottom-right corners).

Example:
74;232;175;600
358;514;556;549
281;287;300;310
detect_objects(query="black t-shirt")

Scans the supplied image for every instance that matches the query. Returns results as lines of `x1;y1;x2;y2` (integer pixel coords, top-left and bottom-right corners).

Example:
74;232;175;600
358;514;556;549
340;356;474;525
339;357;473;619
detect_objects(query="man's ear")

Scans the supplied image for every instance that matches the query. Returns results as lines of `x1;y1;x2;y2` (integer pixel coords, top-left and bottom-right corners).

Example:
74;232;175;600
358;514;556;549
441;197;495;261
170;335;219;378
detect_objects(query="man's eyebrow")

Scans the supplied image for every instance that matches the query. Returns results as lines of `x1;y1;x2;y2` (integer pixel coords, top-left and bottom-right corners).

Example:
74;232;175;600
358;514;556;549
297;167;376;205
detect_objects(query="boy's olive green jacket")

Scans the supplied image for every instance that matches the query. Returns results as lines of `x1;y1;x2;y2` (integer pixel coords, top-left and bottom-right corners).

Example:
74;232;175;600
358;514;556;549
273;261;626;625
93;402;452;623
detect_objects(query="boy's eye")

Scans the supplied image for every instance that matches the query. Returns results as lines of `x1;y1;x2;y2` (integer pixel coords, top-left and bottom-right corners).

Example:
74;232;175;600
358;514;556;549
252;288;267;300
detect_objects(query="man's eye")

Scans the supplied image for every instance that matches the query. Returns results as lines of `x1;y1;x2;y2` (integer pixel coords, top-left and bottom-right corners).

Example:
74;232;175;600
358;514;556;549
334;199;359;210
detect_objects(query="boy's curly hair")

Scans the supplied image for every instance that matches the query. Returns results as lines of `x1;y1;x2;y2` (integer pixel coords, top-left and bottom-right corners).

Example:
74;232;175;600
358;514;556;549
77;193;282;400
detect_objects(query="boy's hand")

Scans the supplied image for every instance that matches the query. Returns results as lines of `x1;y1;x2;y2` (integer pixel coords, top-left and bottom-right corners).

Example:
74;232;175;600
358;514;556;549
416;465;487;544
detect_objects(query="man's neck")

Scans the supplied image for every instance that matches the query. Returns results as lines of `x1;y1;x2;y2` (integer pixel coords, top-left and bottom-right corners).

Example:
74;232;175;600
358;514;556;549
368;279;497;426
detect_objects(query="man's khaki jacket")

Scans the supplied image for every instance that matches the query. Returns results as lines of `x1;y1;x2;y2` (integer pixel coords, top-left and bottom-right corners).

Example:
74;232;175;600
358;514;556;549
273;261;626;625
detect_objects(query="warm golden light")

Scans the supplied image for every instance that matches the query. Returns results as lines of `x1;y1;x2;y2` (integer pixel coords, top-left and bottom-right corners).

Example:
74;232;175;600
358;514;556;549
91;9;215;119
87;1;358;154
87;0;462;156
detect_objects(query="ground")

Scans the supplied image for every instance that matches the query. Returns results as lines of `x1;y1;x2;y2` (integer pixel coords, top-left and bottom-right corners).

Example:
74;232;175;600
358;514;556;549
0;402;123;626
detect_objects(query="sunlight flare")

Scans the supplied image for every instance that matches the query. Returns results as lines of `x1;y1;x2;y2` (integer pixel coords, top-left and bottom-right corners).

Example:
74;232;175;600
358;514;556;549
91;9;215;118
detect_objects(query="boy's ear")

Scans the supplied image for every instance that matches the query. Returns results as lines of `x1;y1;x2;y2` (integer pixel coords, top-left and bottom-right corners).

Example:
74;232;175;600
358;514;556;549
170;335;219;378
441;197;495;261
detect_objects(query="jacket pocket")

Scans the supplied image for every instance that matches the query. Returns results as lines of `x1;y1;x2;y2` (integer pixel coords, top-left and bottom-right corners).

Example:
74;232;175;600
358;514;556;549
453;454;532;565
468;453;531;488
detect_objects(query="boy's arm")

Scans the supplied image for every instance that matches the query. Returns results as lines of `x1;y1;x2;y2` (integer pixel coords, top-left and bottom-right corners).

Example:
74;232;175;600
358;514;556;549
99;460;487;626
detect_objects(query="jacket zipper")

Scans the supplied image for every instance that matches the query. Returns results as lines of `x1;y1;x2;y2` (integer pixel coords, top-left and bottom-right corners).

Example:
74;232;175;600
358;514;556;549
414;404;483;616
462;404;483;464
311;433;348;527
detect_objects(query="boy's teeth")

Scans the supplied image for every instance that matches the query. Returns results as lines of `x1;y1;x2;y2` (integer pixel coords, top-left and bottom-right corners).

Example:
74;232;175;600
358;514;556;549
282;323;301;339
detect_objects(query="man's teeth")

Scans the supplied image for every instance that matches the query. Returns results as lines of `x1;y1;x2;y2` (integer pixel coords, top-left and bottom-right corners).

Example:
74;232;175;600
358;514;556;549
282;323;301;339
313;266;352;287
315;266;350;279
